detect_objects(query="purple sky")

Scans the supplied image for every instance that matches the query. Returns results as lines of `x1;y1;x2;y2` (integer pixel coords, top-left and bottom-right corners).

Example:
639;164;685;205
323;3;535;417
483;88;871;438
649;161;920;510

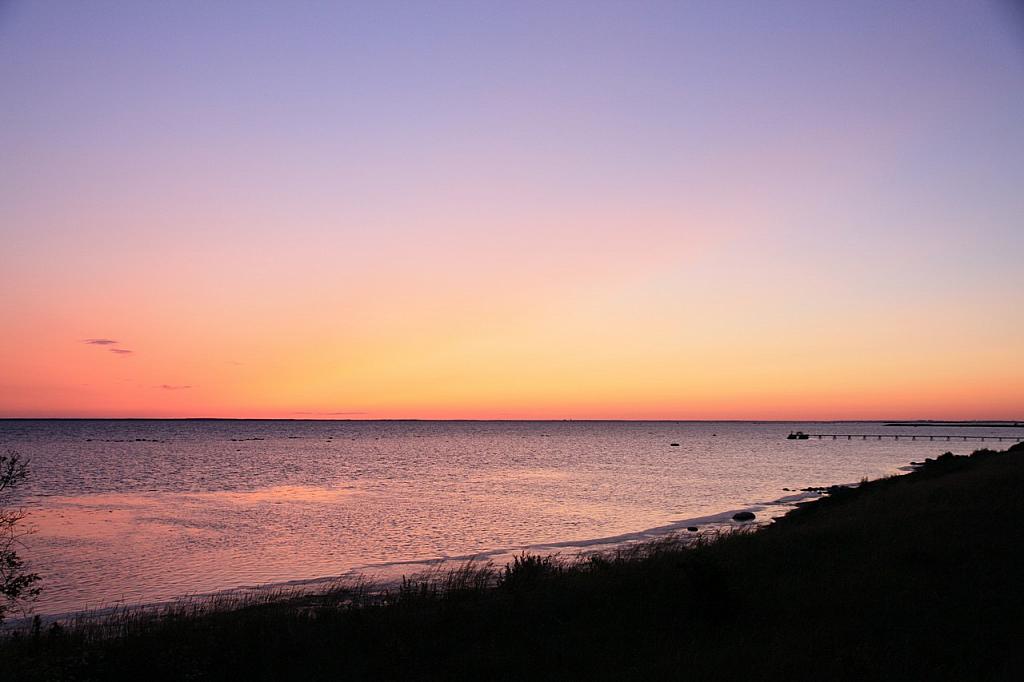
1;1;1022;418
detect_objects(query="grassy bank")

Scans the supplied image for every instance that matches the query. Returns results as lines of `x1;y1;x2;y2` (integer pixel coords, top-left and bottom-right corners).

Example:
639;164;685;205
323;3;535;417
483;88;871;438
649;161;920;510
3;443;1023;680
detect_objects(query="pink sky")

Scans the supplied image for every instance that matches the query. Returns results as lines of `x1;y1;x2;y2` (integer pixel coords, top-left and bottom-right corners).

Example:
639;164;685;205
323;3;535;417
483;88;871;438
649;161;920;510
2;2;1022;419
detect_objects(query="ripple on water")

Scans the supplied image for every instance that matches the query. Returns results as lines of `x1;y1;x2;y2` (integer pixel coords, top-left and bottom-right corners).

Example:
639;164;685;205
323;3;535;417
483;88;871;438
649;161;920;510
2;419;998;615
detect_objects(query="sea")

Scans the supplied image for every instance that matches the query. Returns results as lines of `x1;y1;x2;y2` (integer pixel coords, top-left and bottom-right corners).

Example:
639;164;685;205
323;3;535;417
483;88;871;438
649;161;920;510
0;419;1012;617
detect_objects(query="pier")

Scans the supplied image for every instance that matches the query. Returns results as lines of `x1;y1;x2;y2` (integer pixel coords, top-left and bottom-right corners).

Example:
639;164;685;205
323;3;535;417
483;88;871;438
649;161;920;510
800;434;1023;442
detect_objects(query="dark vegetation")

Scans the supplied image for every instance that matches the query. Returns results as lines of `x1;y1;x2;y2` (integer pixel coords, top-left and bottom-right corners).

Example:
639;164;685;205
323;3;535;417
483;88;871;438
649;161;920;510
0;450;40;624
3;443;1023;680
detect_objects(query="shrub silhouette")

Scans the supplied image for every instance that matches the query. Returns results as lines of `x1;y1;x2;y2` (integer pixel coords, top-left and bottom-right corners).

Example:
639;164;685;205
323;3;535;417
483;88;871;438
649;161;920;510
1;450;40;623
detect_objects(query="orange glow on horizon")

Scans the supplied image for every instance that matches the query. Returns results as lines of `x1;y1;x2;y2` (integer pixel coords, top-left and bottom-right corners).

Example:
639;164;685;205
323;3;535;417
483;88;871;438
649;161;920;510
3;3;1022;421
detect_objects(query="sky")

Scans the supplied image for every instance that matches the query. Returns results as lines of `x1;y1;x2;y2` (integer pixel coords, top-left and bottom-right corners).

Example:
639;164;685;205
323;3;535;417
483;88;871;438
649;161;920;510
1;0;1022;420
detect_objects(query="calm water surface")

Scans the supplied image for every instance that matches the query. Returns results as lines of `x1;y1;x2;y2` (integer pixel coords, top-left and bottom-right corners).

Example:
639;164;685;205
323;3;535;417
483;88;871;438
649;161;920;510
0;420;1006;615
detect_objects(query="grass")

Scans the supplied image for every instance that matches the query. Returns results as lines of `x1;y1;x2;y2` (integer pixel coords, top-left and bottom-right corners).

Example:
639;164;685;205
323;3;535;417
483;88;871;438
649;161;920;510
2;442;1023;680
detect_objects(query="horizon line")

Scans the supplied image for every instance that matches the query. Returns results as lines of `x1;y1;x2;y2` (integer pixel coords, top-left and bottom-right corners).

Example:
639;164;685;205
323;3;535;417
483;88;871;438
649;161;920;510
0;417;1020;424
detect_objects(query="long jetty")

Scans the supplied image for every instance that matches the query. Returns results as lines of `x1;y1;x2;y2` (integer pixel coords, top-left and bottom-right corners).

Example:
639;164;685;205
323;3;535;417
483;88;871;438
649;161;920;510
801;433;1023;442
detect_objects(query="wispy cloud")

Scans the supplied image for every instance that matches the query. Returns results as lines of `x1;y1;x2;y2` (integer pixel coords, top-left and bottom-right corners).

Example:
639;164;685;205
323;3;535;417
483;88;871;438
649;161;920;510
159;384;192;390
82;338;134;355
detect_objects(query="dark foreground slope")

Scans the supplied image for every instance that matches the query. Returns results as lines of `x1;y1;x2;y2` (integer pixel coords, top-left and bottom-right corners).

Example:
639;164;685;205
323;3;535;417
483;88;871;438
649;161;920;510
4;443;1023;681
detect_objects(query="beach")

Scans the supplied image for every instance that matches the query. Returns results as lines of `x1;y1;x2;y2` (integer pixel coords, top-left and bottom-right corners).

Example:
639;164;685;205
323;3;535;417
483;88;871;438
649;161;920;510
3;441;1021;679
1;419;996;616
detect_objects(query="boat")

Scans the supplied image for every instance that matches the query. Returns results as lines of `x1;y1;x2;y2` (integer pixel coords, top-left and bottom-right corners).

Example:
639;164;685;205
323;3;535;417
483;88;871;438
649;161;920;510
787;431;809;440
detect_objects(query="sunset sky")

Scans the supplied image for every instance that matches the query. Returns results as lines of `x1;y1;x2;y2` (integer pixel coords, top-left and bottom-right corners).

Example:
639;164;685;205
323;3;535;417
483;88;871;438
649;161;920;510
2;1;1022;419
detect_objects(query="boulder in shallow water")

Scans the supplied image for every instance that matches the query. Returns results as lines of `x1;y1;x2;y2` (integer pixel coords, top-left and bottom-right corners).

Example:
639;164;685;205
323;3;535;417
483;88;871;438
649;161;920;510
687;526;698;532
732;511;756;522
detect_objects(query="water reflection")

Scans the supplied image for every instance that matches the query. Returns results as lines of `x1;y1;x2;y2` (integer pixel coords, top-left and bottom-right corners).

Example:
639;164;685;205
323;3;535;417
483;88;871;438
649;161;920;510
2;420;1000;615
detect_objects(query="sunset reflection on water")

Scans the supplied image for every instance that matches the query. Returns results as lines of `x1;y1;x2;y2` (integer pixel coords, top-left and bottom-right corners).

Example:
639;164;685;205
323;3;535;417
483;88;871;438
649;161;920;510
4;420;997;615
